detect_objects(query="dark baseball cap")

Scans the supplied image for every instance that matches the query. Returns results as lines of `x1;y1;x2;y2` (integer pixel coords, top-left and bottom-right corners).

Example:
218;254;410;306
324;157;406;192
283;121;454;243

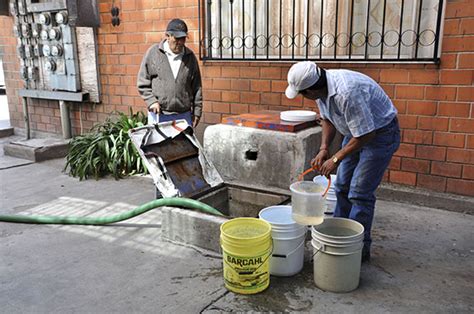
166;18;188;38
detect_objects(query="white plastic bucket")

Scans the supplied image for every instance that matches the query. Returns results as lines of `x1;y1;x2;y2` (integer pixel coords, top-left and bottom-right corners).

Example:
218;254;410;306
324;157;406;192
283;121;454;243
259;206;306;276
311;217;364;292
313;175;337;214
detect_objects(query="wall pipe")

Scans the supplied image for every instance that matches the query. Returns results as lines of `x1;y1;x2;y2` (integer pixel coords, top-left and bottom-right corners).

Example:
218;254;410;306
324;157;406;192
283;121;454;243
59;100;72;139
21;97;30;139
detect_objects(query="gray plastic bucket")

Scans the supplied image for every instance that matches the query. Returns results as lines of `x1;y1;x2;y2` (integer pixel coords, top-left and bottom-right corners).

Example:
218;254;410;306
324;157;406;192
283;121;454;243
311;217;364;293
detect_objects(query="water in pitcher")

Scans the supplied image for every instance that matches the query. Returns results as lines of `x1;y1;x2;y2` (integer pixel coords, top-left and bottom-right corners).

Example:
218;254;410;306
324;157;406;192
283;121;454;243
290;181;327;226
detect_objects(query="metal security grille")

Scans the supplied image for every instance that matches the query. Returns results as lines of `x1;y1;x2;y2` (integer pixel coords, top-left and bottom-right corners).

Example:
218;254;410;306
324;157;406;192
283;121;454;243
198;0;445;62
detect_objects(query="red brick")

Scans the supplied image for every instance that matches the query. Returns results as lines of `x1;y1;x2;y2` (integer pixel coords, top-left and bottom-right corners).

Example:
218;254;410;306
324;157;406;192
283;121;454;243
459;53;474;69
212;102;230;113
261;93;281;106
251;80;271;92
403;129;433;144
445;2;474;19
408;70;439;84
203;66;221;78
418;117;449;131
443;19;460;35
221;66;240;78
450;118;474;133
204;91;221;102
431;161;463;178
212;79;231;90
281;96;304;107
425;86;457;101
433;132;466;148
271;80;288;93
406;101;437;116
446;178;474;196
222;91;240;103
416;145;446;161
457;87;474;101
395;143;416;158
438;102;470;118
447;148;474;164
468;135;474;149
398;115;418;129
460;18;474;35
463;165;474;180
388;156;401;170
395;85;424;100
203;112;222;124
380;84;395;99
240;92;260;104
440;70;473;85
240;67;260;79
260;67;281;79
380;69;409;83
393;100;406;114
390;170;417;186
440;54;457;69
401;158;430;174
417;174;446;192
231;80;250;91
442;36;474;53
230;103;249;114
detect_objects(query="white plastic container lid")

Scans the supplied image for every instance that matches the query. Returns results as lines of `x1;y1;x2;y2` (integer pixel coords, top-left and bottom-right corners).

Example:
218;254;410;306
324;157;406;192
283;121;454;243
280;110;317;122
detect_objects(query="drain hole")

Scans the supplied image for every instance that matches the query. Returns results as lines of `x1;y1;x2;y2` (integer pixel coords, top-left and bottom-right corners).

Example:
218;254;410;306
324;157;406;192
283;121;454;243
245;150;258;160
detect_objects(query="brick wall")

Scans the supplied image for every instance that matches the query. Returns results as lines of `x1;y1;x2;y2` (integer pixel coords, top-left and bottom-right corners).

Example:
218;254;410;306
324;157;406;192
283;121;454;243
0;0;473;196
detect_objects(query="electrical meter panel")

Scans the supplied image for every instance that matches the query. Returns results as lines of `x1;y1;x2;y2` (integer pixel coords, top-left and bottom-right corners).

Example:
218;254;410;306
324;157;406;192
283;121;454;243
10;0;100;102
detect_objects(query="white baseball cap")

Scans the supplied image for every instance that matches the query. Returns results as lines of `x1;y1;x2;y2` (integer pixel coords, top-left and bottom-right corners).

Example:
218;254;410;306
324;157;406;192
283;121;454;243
285;61;321;99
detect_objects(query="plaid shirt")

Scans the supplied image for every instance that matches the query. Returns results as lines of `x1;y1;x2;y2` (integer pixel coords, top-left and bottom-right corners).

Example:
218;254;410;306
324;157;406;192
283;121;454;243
317;69;397;137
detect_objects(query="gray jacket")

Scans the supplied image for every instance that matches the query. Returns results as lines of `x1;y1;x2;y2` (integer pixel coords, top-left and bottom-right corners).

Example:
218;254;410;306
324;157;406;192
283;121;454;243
137;40;202;117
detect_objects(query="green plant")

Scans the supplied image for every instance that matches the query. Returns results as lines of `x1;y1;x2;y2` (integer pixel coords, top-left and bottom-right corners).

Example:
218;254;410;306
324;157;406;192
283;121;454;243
64;109;148;180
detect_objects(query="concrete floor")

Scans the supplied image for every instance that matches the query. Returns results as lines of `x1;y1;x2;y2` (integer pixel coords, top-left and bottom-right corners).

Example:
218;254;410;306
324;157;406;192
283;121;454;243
0;138;473;313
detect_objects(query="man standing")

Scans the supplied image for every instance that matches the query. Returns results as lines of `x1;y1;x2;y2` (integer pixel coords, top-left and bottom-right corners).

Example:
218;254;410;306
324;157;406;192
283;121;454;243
137;18;202;128
285;61;400;262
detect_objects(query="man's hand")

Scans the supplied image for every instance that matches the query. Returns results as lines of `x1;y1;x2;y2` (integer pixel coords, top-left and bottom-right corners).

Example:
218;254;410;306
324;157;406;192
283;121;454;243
149;102;160;114
319;158;338;177
311;149;329;170
193;116;200;128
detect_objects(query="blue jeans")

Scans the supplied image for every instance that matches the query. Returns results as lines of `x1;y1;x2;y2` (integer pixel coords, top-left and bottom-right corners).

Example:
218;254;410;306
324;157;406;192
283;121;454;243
333;117;400;252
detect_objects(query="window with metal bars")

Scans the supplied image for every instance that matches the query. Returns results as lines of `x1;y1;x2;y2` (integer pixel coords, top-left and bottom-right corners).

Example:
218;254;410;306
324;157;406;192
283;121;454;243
198;0;445;62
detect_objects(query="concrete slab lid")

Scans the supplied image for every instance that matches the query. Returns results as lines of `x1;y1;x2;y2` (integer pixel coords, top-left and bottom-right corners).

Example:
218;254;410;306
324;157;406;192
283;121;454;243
10;138;69;148
280;110;317;122
129;119;224;198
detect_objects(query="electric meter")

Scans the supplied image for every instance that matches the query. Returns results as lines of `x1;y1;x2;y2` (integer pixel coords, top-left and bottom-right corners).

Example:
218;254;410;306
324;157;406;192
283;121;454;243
38;13;51;25
17;45;26;59
51;45;63;57
20;66;28;80
25;45;34;59
55;11;68;25
40;29;49;41
42;44;51;57
21;24;32;38
49;28;61;40
33;44;43;57
13;24;21;37
9;2;17;16
44;60;57;72
31;24;41;38
28;67;39;81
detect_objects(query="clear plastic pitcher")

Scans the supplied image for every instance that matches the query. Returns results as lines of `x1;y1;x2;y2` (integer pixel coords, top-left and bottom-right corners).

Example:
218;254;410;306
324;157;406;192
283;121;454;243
290;181;327;225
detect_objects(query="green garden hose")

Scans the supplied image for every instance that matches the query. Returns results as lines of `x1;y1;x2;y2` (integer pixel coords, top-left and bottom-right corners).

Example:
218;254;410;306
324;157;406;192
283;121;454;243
0;198;223;225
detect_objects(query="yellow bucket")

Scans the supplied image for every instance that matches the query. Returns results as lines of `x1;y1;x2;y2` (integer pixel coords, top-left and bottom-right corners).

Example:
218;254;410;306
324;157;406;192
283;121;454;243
220;218;272;294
